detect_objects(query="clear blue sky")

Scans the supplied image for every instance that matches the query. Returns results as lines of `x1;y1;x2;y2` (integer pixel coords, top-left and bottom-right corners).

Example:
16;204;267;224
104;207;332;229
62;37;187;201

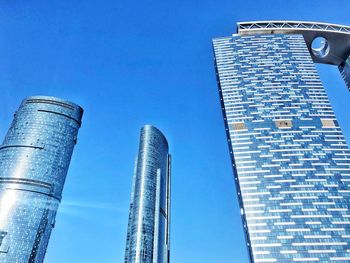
1;1;350;262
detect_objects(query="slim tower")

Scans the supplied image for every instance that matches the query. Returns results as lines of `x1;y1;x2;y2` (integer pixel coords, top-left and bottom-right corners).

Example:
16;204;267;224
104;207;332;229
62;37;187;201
125;125;171;263
0;96;83;262
213;22;350;262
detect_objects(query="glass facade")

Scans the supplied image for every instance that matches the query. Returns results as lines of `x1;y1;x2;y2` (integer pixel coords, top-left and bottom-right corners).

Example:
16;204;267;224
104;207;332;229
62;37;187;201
339;56;350;91
0;96;83;262
124;125;171;263
213;33;350;262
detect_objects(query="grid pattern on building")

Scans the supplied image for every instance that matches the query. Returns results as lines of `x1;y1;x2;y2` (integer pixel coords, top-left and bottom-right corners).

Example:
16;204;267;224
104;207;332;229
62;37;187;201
213;34;350;262
339;56;350;92
124;125;171;263
0;96;82;263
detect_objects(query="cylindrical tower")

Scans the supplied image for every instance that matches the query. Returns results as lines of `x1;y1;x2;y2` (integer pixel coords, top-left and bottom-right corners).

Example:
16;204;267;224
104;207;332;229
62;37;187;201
0;96;83;262
125;125;171;263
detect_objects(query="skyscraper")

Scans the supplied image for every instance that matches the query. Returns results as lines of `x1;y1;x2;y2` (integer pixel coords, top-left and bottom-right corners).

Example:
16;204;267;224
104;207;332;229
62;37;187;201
124;125;171;263
0;96;83;262
213;21;350;262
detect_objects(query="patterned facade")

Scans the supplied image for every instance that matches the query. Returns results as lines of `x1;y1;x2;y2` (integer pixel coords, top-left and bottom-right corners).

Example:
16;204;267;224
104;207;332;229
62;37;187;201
213;33;350;262
339;56;350;91
124;125;171;263
0;96;83;262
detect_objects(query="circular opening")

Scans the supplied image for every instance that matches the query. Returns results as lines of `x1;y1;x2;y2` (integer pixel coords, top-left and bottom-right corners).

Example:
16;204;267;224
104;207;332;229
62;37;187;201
311;36;329;58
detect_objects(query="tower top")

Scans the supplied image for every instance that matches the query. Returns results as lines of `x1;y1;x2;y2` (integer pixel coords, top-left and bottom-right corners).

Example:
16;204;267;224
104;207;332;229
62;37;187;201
236;21;350;66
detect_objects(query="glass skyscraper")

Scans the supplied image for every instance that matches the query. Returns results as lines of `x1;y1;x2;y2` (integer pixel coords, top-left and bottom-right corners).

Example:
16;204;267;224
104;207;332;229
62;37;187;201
0;96;83;262
124;125;171;263
213;21;350;262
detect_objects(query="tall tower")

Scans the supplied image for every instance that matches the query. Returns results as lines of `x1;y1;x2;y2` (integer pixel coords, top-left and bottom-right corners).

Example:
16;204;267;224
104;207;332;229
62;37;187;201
213;22;350;262
0;96;83;262
124;125;171;263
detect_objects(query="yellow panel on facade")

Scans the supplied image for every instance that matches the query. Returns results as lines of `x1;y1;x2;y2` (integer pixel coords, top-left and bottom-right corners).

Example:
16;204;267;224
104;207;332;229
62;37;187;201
321;119;336;128
275;120;292;128
231;122;246;131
